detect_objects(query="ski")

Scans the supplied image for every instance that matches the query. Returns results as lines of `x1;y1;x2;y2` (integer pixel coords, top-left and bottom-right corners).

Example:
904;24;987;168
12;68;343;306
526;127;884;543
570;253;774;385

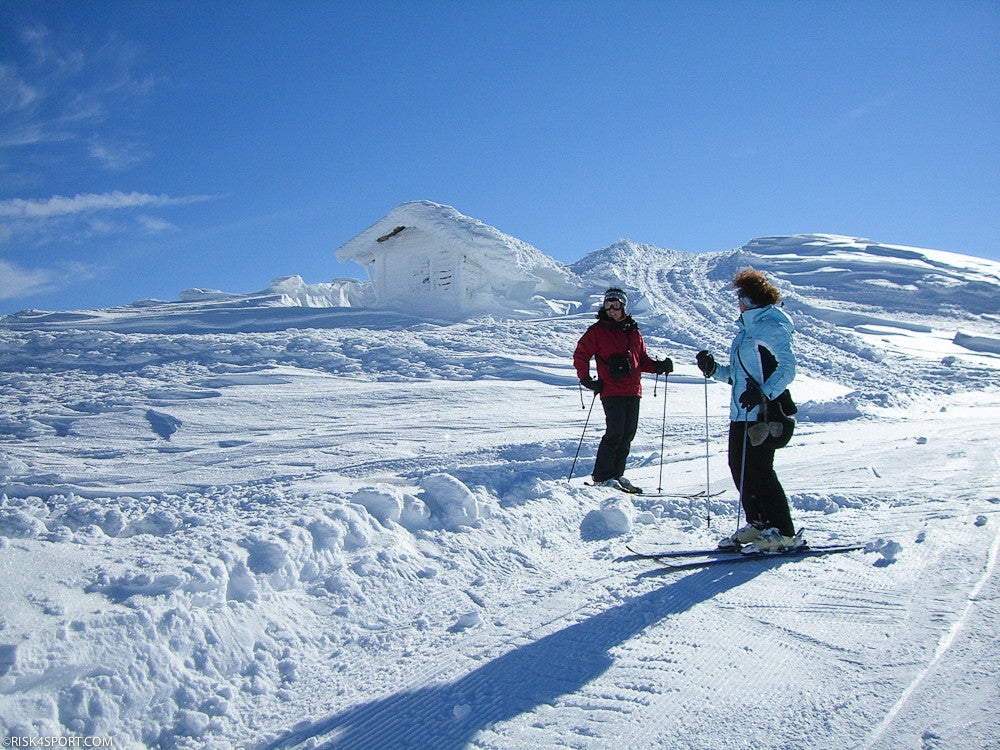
626;541;866;561
624;544;740;561
638;544;867;574
586;482;724;500
637;489;725;500
626;527;808;560
584;480;641;494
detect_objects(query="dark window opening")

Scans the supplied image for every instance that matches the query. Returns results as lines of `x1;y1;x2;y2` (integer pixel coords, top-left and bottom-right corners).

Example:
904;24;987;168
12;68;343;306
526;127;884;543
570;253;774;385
376;226;407;243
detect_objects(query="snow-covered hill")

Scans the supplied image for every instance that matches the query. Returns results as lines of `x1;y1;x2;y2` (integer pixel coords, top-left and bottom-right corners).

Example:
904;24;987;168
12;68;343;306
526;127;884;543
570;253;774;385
567;234;1000;408
1;214;999;748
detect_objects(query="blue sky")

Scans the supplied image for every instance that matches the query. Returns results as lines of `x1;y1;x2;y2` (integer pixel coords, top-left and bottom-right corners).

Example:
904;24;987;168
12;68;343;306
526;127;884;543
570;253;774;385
1;0;998;313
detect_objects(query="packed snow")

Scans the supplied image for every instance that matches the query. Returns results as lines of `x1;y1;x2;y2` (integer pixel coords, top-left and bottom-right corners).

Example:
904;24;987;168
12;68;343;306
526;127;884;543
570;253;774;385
1;208;999;749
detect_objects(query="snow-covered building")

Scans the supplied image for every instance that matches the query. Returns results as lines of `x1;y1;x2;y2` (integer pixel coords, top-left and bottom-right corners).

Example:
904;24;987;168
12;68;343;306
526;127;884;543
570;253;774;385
334;201;581;318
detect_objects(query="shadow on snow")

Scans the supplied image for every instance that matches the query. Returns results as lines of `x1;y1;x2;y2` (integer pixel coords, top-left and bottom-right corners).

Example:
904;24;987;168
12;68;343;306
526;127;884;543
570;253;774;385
264;563;768;750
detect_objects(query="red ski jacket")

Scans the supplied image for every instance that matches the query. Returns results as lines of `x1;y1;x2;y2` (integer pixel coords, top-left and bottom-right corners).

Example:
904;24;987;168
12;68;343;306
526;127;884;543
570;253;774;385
573;315;659;398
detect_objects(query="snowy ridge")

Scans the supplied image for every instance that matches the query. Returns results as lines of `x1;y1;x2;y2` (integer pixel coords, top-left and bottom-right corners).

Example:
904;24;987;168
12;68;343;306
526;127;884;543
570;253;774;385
1;213;999;747
6;228;999;407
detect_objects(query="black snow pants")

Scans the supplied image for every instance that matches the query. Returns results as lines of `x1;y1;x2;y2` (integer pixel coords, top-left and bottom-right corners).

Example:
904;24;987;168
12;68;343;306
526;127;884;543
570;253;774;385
727;420;795;536
592;395;641;482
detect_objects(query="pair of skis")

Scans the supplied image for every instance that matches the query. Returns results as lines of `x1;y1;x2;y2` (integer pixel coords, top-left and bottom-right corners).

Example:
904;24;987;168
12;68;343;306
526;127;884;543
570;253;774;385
624;542;868;573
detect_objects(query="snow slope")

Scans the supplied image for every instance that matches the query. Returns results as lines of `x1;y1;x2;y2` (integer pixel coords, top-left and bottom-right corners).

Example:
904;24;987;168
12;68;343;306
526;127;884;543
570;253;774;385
1;227;999;749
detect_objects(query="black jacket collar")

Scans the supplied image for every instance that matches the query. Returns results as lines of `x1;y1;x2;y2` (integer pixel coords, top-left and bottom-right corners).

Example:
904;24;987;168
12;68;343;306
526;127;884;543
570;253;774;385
597;309;637;331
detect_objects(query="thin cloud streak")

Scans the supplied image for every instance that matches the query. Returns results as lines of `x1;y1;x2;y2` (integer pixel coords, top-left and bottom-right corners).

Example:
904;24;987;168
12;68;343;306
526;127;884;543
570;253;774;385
0;191;215;219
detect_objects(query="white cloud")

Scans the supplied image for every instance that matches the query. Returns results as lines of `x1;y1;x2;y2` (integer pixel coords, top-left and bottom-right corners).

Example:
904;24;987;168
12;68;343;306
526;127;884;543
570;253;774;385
136;214;178;233
0;258;94;301
0;61;40;114
0;191;212;219
0;191;217;255
2;23;160;170
0;123;73;148
89;139;147;170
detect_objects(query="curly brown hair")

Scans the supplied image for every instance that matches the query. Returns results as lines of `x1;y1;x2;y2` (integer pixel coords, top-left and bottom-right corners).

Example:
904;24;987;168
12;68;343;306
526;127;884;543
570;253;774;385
732;268;781;307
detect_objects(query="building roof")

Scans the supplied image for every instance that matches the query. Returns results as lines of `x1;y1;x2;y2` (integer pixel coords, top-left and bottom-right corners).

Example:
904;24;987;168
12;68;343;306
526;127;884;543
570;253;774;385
334;201;571;284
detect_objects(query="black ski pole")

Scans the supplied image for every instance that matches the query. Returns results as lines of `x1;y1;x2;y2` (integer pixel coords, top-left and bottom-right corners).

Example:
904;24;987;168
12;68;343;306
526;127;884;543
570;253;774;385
735;410;750;538
568;391;598;482
657;374;669;493
703;374;712;528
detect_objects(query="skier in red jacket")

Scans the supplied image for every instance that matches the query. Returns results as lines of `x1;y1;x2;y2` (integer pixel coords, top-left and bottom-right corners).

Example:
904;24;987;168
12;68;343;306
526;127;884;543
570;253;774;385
573;288;673;493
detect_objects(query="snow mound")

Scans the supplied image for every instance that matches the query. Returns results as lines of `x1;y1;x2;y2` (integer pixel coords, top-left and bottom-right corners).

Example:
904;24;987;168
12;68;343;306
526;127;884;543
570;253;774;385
954;331;1000;355
266;275;374;308
418;473;481;530
580;495;635;540
351;484;433;532
797;396;864;422
350;474;481;532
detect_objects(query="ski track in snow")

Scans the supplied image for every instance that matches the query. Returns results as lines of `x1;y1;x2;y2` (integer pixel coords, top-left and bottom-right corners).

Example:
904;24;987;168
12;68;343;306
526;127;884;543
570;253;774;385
1;232;999;748
861;518;1000;750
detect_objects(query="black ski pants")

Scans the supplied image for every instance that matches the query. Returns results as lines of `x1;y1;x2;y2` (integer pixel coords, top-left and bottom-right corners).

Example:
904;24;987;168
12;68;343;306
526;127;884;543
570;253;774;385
727;420;795;536
592;395;641;482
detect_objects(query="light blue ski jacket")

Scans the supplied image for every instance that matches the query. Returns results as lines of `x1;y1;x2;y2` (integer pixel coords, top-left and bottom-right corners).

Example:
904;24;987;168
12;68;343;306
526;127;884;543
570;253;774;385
712;304;796;422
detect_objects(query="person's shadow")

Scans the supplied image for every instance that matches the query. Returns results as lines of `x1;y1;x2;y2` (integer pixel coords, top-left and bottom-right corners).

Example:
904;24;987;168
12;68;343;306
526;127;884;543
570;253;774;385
264;562;770;750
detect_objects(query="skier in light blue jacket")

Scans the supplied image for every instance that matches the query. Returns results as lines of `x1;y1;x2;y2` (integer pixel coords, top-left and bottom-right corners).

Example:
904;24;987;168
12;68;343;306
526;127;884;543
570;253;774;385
696;268;799;552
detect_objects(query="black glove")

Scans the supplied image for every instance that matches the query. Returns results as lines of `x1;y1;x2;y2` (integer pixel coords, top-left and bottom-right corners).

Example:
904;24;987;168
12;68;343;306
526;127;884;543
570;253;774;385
738;380;766;410
581;377;603;394
696;350;716;377
654;358;673;375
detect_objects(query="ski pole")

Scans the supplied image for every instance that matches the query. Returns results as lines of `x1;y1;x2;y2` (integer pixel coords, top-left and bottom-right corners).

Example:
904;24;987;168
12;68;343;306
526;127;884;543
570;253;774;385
568;391;598;482
703;374;712;528
735;411;750;537
657;375;668;493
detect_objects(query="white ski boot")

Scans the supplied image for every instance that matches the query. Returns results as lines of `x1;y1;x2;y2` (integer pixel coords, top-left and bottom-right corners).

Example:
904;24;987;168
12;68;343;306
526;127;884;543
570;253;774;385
741;528;807;554
718;523;762;550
